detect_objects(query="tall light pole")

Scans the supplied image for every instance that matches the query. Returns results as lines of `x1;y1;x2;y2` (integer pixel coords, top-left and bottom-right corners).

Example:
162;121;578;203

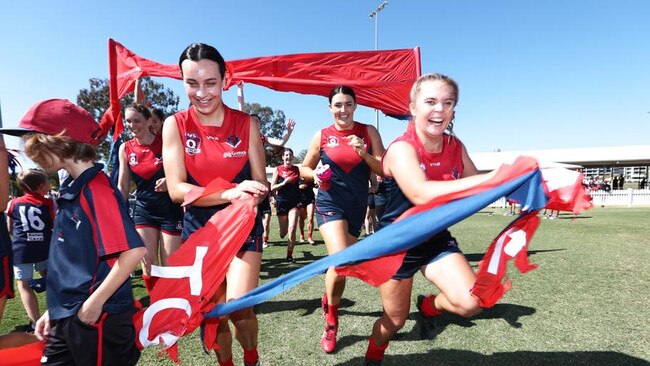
369;0;388;130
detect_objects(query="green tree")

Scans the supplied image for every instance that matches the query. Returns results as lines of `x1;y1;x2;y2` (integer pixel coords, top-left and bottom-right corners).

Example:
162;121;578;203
243;102;288;166
76;77;180;166
295;149;308;164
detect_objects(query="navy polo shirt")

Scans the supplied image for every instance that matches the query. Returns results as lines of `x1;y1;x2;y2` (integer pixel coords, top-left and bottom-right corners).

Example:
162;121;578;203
47;164;144;320
0;213;11;257
7;192;54;264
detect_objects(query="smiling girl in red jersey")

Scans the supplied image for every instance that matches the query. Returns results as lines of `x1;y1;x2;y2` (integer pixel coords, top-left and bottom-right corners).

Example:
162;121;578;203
117;104;182;294
363;74;498;365
162;43;267;366
301;85;385;354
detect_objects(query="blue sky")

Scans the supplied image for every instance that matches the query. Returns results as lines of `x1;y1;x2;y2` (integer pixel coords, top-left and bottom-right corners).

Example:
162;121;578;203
1;1;648;158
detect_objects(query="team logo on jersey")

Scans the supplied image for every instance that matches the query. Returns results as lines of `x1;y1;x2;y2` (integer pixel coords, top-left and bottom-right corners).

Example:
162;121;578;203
154;157;163;166
419;162;426;171
327;136;339;148
71;209;82;230
129;153;138;166
226;134;241;148
185;132;202;155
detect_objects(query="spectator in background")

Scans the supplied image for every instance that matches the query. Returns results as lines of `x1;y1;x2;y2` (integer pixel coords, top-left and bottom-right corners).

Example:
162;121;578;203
7;169;54;330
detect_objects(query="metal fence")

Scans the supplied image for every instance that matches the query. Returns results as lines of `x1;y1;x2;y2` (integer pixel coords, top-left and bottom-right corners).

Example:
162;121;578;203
489;189;650;209
589;189;650;207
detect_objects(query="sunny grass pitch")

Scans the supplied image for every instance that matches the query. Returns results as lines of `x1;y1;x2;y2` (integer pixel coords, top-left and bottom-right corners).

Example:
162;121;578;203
2;207;649;365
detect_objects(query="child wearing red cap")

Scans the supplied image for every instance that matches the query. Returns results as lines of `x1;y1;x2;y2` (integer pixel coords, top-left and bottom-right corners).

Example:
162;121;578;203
1;99;146;365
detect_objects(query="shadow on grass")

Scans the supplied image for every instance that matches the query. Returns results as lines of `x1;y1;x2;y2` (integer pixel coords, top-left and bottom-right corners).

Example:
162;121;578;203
441;303;535;329
336;349;649;366
255;297;356;317
260;251;327;280
330;303;537;352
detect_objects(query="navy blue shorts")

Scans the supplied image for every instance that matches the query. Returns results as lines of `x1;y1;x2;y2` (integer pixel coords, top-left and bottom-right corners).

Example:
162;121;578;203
367;193;376;209
315;201;365;238
133;207;183;235
0;255;15;299
276;198;299;216
297;188;315;208
240;235;263;253
392;230;462;280
42;311;140;366
374;192;388;209
259;197;271;215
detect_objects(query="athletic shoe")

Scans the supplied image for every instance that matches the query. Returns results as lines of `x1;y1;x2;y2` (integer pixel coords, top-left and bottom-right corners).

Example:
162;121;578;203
416;295;439;340
262;242;269;249
286;255;295;263
299;236;306;243
244;361;261;366
309;238;316;245
321;323;338;353
364;358;383;366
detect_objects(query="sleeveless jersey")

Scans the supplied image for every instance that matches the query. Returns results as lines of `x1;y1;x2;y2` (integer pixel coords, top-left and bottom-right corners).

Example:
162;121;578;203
124;134;180;215
275;165;300;203
174;105;260;237
379;127;464;229
7;193;54;264
317;122;373;209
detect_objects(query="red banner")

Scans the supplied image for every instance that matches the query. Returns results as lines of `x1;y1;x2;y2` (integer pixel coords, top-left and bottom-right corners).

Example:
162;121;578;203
100;39;421;138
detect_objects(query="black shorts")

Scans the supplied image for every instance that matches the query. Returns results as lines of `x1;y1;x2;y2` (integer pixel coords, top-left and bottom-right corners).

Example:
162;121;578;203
374;192;388;208
276;198;299;216
259;197;271;215
315;201;365;238
367;193;376;209
239;235;263;253
297;188;315;208
42;311;140;366
133;207;183;235
392;230;462;280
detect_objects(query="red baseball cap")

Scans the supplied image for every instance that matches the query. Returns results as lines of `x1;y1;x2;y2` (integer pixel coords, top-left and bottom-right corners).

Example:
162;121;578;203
0;99;103;145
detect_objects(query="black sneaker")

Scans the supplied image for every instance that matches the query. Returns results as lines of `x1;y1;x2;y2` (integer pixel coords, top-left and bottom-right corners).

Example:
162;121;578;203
416;295;439;340
286;255;295;263
244;361;261;366
364;358;382;366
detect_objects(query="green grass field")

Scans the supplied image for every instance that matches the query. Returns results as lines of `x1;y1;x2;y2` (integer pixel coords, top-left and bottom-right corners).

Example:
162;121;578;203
2;207;649;365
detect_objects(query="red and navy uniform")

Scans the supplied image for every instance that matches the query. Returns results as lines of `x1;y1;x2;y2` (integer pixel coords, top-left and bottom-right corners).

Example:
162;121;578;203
124;134;183;234
275;164;300;216
7;192;54;264
0;213;14;300
374;175;389;219
174;106;263;250
379;127;464;279
259;195;272;215
315;122;373;237
297;180;315;208
42;164;143;365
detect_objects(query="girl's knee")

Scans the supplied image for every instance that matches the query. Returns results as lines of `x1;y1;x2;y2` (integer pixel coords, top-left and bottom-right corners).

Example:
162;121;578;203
453;297;481;318
230;307;256;322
